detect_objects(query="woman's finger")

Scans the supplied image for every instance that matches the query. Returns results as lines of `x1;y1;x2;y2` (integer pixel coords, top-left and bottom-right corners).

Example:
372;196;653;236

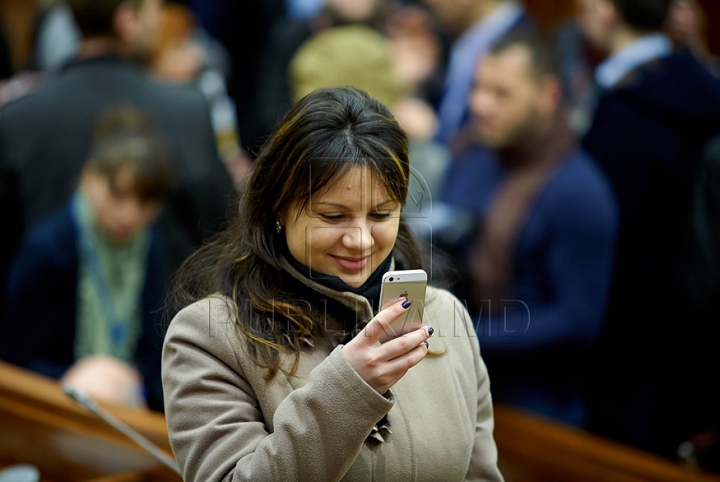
379;295;406;311
380;326;433;360
362;299;412;343
379;341;429;386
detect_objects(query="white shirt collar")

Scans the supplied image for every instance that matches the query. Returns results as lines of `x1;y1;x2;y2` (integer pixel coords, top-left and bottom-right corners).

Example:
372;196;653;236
595;33;673;89
457;0;525;52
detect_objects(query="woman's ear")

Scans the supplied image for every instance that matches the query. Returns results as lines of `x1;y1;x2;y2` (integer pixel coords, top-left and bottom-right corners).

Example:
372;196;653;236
277;208;288;229
278;201;301;227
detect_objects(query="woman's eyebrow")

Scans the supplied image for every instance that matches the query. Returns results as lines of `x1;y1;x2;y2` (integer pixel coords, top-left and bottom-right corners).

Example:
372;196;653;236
373;199;397;208
313;199;397;209
313;202;348;209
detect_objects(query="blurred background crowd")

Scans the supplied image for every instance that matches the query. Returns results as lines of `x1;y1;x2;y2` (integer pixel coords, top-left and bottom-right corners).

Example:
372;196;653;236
0;0;719;474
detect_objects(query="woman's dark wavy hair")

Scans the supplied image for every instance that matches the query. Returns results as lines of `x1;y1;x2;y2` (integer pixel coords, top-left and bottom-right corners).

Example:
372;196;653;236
169;86;423;379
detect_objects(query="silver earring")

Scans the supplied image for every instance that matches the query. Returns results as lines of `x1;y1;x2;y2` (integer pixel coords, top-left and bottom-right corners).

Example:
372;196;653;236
276;220;282;233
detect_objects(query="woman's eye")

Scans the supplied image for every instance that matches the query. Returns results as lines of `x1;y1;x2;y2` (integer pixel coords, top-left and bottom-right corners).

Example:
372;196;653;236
318;212;393;220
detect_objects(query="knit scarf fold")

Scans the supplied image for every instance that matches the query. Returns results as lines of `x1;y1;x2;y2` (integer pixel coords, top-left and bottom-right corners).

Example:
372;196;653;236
469;110;576;306
72;191;149;362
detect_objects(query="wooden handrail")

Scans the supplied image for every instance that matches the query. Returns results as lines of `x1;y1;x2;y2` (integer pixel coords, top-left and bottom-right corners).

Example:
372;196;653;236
0;361;179;481
0;361;171;451
494;404;720;482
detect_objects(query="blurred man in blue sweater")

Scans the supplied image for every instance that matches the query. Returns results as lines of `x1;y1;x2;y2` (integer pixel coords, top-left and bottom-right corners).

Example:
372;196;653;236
440;31;618;427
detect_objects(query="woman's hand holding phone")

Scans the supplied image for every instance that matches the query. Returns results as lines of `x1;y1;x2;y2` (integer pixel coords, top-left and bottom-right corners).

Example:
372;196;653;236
343;298;434;395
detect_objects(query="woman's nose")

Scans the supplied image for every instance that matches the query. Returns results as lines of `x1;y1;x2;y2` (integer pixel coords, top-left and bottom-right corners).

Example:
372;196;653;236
342;219;373;252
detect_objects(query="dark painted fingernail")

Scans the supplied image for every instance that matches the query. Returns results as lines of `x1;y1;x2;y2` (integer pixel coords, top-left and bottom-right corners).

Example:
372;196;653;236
402;300;412;309
427;327;434;336
424;340;429;349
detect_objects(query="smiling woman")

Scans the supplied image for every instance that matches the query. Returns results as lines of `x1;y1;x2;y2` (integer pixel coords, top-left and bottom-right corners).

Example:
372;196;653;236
162;87;503;482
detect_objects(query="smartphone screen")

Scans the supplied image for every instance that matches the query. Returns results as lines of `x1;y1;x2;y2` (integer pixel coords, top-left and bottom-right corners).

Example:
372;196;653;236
378;269;427;342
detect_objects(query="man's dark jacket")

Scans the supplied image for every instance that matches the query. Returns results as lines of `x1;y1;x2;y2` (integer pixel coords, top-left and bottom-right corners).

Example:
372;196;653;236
582;48;720;457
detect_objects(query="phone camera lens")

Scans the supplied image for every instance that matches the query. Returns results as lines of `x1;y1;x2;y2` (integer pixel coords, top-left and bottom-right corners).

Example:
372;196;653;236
388;277;394;282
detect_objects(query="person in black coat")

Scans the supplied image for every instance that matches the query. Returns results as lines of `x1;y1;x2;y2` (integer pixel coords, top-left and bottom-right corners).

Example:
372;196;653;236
578;0;720;460
677;134;720;472
0;0;235;332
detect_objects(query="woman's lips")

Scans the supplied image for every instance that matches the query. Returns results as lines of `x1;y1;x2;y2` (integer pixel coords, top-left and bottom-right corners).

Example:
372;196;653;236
331;255;370;272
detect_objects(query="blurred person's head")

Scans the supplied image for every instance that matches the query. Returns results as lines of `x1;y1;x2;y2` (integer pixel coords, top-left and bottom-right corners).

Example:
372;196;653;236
469;31;561;150
666;0;706;50
324;0;381;23
69;0;162;57
148;3;204;82
80;107;172;244
422;0;505;37
576;0;673;52
289;25;409;111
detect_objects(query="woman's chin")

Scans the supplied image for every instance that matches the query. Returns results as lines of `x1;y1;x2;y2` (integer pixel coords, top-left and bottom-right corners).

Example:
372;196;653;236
336;270;373;288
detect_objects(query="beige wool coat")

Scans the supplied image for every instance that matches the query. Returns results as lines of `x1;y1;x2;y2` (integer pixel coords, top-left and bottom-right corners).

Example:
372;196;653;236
162;260;504;481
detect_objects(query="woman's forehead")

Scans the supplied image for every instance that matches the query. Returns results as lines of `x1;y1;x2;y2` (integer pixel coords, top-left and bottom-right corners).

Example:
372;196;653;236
311;166;392;201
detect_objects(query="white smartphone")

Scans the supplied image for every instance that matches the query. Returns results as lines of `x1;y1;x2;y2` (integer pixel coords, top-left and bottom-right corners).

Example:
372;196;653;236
378;269;428;342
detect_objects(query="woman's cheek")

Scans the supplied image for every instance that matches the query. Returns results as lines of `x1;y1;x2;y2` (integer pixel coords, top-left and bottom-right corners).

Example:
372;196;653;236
373;219;400;245
308;224;344;249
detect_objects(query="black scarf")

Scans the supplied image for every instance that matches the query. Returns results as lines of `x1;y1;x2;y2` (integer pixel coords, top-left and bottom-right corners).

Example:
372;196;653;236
278;239;398;333
284;248;392;311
